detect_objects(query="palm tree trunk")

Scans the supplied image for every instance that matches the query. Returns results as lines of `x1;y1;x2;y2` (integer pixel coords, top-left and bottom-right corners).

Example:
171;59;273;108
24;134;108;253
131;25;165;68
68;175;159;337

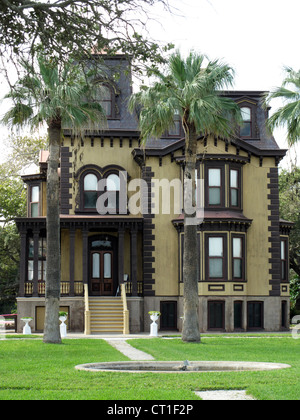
43;122;61;344
182;122;200;343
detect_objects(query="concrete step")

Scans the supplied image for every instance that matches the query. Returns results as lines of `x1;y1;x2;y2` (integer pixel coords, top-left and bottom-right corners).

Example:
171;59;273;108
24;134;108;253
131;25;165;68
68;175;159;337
89;297;124;333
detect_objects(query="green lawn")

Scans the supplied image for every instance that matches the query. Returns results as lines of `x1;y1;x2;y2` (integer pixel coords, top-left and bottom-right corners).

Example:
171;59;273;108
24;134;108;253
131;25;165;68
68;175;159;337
0;336;299;400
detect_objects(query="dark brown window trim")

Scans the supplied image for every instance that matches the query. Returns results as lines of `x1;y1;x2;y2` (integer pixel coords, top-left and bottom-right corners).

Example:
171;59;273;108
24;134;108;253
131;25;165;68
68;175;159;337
77;166;128;215
79;169;101;212
231;234;246;281
237;100;258;140
205;233;228;281
240;106;252;138
204;162;226;209
229;163;242;211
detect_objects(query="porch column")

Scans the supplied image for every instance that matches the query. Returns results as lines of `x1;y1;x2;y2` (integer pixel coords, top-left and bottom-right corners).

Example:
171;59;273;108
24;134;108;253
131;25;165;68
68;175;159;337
32;229;39;297
130;228;138;296
19;230;27;297
69;228;76;296
82;228;89;285
118;227;125;287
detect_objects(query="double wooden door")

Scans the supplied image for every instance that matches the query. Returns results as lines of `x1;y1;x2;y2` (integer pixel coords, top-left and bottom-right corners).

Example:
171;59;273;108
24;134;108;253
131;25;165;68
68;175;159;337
90;250;113;296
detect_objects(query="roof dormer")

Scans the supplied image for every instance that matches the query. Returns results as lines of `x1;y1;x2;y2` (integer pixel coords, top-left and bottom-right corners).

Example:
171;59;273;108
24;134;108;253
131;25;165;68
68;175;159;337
236;96;259;139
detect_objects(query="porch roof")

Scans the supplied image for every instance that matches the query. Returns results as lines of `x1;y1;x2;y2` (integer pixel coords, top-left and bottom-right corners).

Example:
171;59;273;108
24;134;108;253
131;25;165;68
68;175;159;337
15;215;144;232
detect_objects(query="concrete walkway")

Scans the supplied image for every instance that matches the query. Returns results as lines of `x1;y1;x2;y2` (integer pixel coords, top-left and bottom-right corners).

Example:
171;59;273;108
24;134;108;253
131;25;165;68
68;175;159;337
195;390;255;400
104;338;154;361
65;332;156;360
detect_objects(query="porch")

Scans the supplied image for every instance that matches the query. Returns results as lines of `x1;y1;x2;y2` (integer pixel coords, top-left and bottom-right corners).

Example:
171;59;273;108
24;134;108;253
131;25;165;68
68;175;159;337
16;216;144;299
15;216;144;333
22;279;143;298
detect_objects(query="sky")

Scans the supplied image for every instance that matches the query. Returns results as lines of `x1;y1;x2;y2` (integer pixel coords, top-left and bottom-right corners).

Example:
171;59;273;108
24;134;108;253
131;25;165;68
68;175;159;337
0;0;299;168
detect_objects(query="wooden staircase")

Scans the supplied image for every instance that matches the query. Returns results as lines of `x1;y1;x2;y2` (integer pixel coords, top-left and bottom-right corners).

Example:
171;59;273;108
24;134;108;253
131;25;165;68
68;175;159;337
89;297;124;334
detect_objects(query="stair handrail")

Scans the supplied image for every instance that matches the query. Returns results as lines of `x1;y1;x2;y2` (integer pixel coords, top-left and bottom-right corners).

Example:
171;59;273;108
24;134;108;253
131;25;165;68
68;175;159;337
121;283;130;335
84;283;91;335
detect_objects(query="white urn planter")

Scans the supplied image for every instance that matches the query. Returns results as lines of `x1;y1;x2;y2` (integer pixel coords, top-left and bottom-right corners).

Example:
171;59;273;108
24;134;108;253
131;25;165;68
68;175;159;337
59;315;68;338
21;318;33;335
149;312;160;337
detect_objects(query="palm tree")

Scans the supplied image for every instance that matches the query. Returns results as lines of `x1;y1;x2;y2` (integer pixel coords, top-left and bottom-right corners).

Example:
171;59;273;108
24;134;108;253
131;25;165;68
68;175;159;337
265;67;300;147
2;55;106;343
129;51;241;342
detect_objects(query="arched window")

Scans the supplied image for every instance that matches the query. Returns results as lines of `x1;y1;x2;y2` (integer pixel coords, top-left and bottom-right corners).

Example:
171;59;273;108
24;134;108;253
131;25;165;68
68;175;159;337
240;107;252;137
78;166;127;214
106;173;120;210
84;173;98;209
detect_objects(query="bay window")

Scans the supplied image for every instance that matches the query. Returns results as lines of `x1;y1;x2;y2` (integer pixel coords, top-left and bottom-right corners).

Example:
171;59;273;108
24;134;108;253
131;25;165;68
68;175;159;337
206;164;225;208
230;168;240;208
209;237;223;278
206;234;227;280
208;168;221;205
204;162;242;210
232;235;245;280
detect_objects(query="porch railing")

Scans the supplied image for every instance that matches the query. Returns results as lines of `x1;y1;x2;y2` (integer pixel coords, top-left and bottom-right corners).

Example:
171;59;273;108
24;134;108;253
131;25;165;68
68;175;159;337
124;281;143;297
24;281;84;297
23;281;143;298
121;283;130;335
84;283;91;335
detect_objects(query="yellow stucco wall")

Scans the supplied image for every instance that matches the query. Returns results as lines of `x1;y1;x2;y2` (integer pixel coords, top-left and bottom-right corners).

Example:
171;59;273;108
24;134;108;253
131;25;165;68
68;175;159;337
56;135;281;299
64;136;141;215
243;157;272;296
148;153;182;296
147;136;277;298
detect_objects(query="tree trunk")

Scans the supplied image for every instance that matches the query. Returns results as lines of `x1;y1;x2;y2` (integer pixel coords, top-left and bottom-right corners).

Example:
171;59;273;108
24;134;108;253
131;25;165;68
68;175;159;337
182;122;200;343
43;122;61;344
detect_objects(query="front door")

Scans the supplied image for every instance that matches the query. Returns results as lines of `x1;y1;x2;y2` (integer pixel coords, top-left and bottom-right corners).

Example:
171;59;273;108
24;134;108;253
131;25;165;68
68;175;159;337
90;250;113;296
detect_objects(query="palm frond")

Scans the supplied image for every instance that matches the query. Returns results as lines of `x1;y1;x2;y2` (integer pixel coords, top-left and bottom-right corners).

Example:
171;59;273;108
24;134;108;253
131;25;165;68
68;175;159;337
130;50;240;143
1;103;34;128
265;66;300;146
1;54;109;135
